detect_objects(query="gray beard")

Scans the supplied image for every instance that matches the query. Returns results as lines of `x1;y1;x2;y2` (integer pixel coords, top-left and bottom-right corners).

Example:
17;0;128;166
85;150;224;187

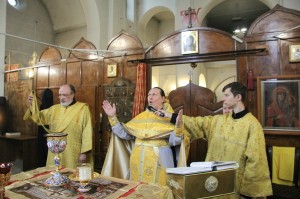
61;100;72;107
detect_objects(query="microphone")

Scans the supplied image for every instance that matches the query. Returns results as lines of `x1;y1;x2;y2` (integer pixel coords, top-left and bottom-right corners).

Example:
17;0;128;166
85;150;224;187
147;106;165;117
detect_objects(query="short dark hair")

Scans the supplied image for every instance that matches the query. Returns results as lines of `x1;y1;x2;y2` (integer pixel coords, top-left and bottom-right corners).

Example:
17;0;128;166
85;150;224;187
68;84;76;94
153;87;165;97
222;82;247;102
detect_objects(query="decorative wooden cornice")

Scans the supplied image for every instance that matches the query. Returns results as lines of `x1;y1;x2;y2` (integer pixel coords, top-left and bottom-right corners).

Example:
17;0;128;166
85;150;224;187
128;48;266;66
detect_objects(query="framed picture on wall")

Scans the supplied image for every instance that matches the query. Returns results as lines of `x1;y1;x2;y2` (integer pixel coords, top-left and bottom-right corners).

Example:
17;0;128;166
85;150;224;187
181;31;198;54
289;44;300;62
257;75;300;135
107;64;117;77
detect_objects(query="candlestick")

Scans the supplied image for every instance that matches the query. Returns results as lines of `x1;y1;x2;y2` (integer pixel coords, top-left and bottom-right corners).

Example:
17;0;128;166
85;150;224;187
79;166;92;181
76;163;92;192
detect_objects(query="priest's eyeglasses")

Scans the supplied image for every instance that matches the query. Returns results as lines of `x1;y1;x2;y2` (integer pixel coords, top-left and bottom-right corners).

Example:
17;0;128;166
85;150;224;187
58;93;73;97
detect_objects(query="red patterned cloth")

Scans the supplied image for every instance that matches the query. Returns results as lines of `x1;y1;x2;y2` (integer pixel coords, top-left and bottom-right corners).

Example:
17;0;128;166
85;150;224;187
132;63;147;118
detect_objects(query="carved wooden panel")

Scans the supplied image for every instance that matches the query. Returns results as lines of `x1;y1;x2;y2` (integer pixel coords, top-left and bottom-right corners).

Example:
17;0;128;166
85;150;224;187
148;33;180;58
39;47;62;62
68;37;98;60
103;57;138;85
49;64;65;87
4;80;34;135
76;86;97;126
244;5;300;145
169;83;223;164
145;27;234;60
36;66;49;88
107;30;143;51
4;32;144;172
66;62;81;86
82;61;99;86
247;40;280;77
199;30;234;53
280;40;300;75
248;5;300;35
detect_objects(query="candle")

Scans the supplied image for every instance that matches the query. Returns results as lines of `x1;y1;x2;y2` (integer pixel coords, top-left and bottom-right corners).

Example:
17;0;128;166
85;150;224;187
78;166;91;181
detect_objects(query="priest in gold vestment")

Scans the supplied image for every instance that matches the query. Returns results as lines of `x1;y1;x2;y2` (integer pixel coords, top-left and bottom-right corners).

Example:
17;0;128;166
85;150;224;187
167;82;273;198
102;87;188;186
24;84;94;169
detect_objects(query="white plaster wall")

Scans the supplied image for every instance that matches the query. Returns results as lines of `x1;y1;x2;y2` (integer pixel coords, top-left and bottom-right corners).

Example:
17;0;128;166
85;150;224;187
54;26;87;58
93;0;109;49
137;0;176;18
124;0;137;36
281;0;300;10
197;63;207;86
43;0;85;32
5;0;54;67
136;1;176;46
157;65;177;96
107;0;126;41
158;18;175;39
176;64;193;87
205;61;237;90
145;18;160;47
152;63;206;96
80;0;101;49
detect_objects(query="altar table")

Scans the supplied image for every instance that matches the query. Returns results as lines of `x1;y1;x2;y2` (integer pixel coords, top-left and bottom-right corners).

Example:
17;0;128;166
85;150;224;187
4;166;174;199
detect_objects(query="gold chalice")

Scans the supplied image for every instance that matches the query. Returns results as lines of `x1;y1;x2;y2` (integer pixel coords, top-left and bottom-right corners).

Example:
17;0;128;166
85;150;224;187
44;133;69;187
0;162;13;199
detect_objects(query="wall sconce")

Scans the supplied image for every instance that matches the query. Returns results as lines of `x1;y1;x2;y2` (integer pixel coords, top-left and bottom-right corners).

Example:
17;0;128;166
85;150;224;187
28;68;34;79
233;27;247;38
7;0;27;10
8;0;18;7
233;27;247;34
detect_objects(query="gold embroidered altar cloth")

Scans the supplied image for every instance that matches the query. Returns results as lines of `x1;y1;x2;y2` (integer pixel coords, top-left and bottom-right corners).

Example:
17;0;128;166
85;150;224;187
5;167;174;199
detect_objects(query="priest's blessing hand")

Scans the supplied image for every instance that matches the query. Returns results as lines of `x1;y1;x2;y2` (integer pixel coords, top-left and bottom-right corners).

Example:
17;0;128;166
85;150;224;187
176;109;183;128
102;100;116;117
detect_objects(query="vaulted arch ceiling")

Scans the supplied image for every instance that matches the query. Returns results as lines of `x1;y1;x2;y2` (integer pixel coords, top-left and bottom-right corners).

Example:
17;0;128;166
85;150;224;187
41;0;86;33
138;6;175;47
205;0;270;34
38;0;270;46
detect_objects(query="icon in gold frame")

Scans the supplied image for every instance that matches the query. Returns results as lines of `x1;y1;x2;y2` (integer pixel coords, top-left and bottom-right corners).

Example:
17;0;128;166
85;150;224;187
107;64;117;77
289;44;300;62
181;31;199;54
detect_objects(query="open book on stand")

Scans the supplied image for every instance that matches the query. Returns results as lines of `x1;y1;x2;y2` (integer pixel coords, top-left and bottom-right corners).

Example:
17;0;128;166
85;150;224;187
166;161;238;175
166;166;213;175
190;161;239;171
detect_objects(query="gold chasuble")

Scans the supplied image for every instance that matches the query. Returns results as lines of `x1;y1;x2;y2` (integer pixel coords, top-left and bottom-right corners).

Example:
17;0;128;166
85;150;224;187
102;103;188;186
24;92;93;169
125;107;174;186
181;113;272;198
